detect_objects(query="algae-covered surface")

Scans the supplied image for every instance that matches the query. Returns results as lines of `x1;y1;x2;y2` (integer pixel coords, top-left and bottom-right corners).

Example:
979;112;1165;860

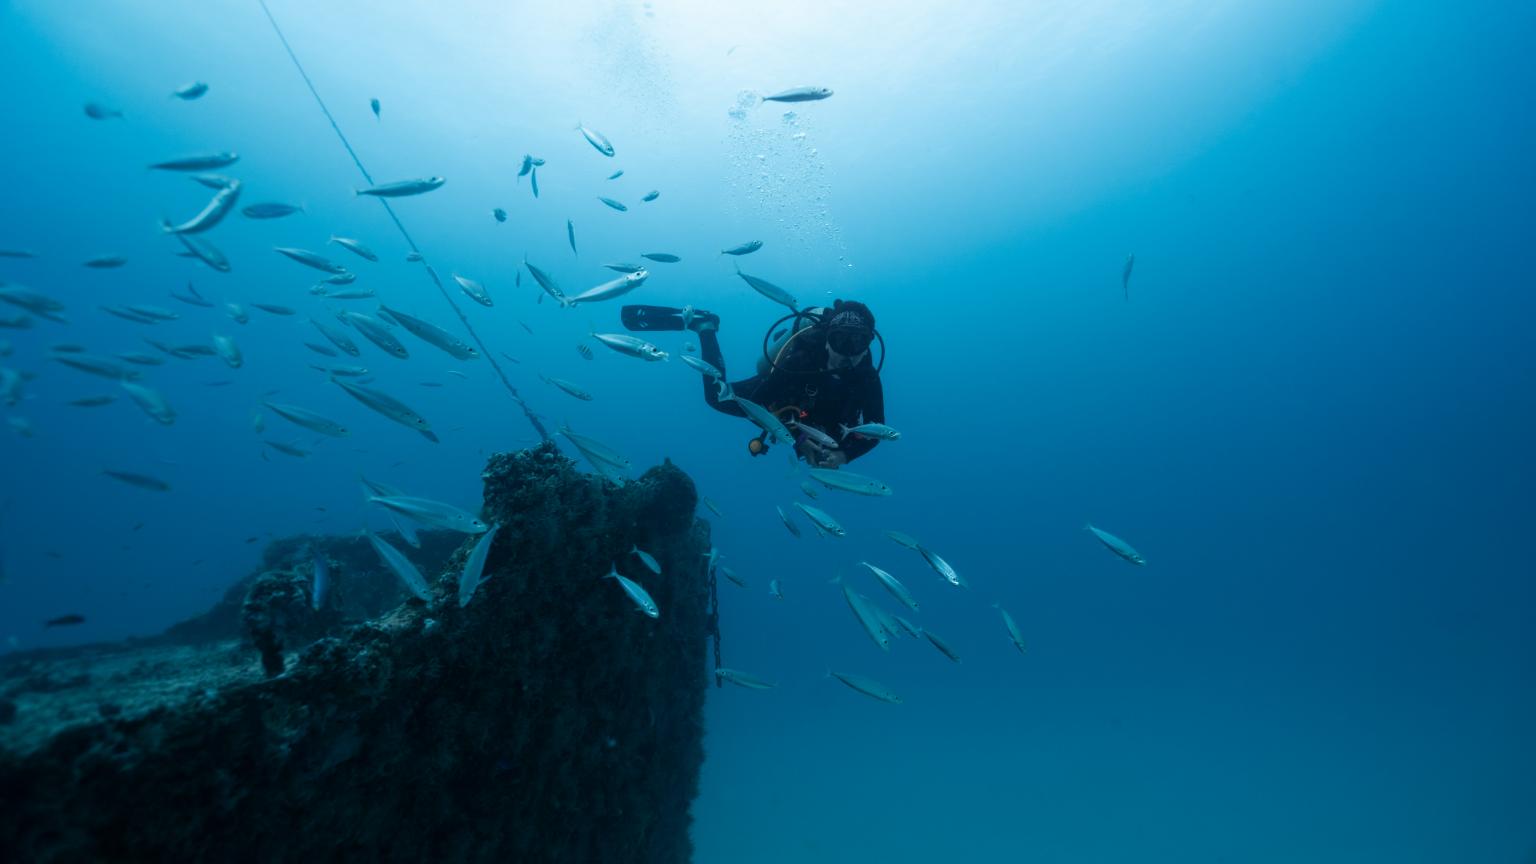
0;445;712;863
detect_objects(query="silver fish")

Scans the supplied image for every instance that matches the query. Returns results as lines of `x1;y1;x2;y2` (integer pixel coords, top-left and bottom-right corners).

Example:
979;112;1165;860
101;470;170;491
559;425;630;470
607;170;623;180
597;197;627;212
212;334;242;368
840;580;889;651
605;564;658;617
602;263;646;274
452;274;493;307
641;190;659;202
716;668;777;690
370;97;381;119
276;247;348;274
0;285;66;319
263;401;349;437
762;86;834;103
162;180;242;235
724;391;793;445
1085;523;1146;565
630;545;661;575
149;152;239;171
125;305;179;321
175;233;230;272
265;440;310;458
356;177;445;197
567;219;577;254
310;318;359;356
769;579;784;600
799;479;819;499
366;531;431;602
923;629;962;663
776;505;801;538
84;256;126;268
68;395;116;407
918;546;966;588
333;379;438;441
793;502;845;537
379;305;478;360
841;422;901;441
329;236;379;262
702;498;724;518
859;561;918;611
721;240;763;256
304;341;338;358
735;265;798;310
190;174;236;190
579;124;615;157
524;259;568;305
101;306;156;324
242;202;304;219
458;523;502;607
53;353;138;380
679;354;722;380
793;422;841;451
251;303;295;316
640;252;680;263
172;81;209;100
807;468;891;497
341;311;409;359
83;102;122;120
1122;253;1135;301
369;495;487;534
541;375;593;401
120;380;175;425
591;332;667;362
116;352;163;366
828;670;900;704
564;270;648;307
994;604;1027;654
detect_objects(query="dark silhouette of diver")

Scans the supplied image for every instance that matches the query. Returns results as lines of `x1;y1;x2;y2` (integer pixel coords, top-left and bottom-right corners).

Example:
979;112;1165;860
621;300;885;467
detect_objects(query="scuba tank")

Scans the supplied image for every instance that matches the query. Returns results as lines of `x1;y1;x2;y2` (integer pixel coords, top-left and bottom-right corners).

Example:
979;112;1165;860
756;307;829;377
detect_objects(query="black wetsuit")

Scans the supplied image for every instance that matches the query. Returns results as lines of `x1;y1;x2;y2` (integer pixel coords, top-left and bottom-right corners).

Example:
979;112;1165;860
699;328;885;463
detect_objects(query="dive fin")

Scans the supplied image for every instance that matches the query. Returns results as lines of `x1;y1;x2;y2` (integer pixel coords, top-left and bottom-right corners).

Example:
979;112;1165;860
620;304;686;332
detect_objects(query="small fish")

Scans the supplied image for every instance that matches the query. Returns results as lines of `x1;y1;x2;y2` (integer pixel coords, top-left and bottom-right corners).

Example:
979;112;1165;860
641;190;659;202
597;197;628;212
524;259;568;305
923;629;962;663
116;352;164;366
304;341;339;358
839;580;889;651
641;252;680;263
380;304;479;360
333;378;438;441
859;561;918;611
340;311;409;359
530;168;540;198
630;545;661;575
828;670;900;704
163;180;242;235
264;401;349;437
175;232;230;272
605;563;658;617
458;523;502;607
793;422;840;451
251;303;295;316
721;240;763;256
83;103;122;120
1122;253;1135;301
762;86;834;103
735;265;798;311
566;271;650;308
769;579;784;600
891;614;922;639
172;81;209;100
356;177;445;197
841;422;900;441
493;208;507;223
807;468;891;497
0;249;36;258
150;152;239;171
68;395;117;407
405;252;423;262
679;354;722;380
370;97;381;119
329;236;379;262
994;604;1027;654
121;381;176;425
45;614;87;627
242;202;304;219
311;552;330;610
776;505;801;538
367;531;432;602
190;173;236;189
607;170;624;180
315;287;374;300
918;546;966;588
125;305;179;321
799;479;819;499
541;375;593;401
885;530;920;549
50;344;85;353
602;262;646;274
567;219;578;254
453;274;494;307
716;668;777;690
370;495;487;534
102;470;170;491
579;123;616;157
724;392;794;446
84;256;126;269
577;344;594;360
1085;523;1146;565
793;502;845;537
702;498;724;518
53;353;137;380
265;440;310;458
517;154;533;180
721;567;747;588
276;247;348;274
212;333;242;368
311;317;360;356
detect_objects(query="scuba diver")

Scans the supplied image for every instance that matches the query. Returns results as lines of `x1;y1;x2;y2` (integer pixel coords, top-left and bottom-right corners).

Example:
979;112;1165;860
621;300;885;467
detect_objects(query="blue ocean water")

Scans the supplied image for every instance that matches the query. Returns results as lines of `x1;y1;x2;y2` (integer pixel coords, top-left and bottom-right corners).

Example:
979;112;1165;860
2;1;1533;861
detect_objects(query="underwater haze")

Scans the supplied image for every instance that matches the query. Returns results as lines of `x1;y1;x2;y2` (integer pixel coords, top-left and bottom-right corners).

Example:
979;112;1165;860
2;0;1535;861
